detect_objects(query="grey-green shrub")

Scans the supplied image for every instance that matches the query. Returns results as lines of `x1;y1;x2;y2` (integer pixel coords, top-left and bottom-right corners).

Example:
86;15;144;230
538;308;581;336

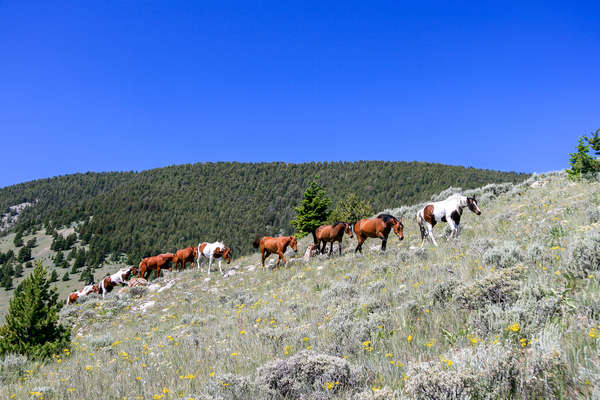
454;267;521;310
483;241;523;269
257;350;364;399
566;230;600;278
0;353;28;383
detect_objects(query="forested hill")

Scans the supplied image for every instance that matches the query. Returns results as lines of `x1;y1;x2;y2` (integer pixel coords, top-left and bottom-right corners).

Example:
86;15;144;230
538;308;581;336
0;161;527;262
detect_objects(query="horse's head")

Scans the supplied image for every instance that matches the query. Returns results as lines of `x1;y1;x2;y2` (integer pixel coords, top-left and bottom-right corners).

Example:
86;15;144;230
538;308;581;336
344;223;354;238
393;218;404;240
223;247;231;264
289;236;298;252
467;197;481;215
127;266;138;278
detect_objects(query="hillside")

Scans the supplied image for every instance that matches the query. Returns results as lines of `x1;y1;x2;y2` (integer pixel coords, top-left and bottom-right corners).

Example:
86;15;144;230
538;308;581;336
1;171;598;399
0;161;527;263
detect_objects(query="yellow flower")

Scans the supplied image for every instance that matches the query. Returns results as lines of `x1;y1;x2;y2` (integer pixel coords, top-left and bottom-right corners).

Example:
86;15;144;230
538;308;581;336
240;330;246;335
231;352;238;356
136;376;142;381
153;395;164;400
385;353;393;358
372;386;381;392
424;340;435;348
323;381;334;390
407;335;413;342
303;337;309;342
85;365;93;371
508;322;520;332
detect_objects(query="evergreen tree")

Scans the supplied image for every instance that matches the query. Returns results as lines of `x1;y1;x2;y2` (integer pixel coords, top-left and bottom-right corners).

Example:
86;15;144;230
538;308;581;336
291;177;331;238
0;261;70;359
568;136;600;177
13;231;23;248
587;128;600;156
62;271;70;281
14;264;23;278
50;269;59;283
328;193;372;223
79;267;94;284
17;246;31;263
26;238;37;249
25;261;33;269
53;251;65;268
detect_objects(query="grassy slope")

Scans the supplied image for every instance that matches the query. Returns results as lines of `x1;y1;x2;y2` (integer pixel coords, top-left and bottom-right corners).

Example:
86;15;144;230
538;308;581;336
0;228;123;317
2;171;600;399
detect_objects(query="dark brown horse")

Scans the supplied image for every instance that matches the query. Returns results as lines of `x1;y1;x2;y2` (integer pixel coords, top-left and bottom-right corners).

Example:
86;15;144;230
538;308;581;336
173;246;197;271
312;222;353;256
138;252;174;280
252;235;298;267
353;214;404;253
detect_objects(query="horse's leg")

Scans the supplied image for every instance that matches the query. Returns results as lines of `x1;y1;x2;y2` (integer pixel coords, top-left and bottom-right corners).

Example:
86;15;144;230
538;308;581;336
277;250;286;267
447;220;457;241
328;242;334;256
427;223;438;246
261;250;267;268
218;259;223;275
208;256;213;274
355;235;364;253
338;239;342;256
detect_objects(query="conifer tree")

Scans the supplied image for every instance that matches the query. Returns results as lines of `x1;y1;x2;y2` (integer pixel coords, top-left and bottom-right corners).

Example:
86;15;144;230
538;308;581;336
291;177;331;238
568;136;600;177
50;269;59;283
0;261;70;359
328;193;372;223
62;271;70;281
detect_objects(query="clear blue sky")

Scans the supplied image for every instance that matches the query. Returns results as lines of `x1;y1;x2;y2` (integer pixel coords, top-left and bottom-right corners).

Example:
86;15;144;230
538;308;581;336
1;1;598;188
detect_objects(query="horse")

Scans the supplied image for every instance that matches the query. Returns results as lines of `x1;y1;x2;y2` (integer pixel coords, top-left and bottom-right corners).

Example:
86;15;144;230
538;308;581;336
66;283;99;305
138;253;174;280
173;246;198;271
252;235;298;268
416;194;481;247
100;266;137;298
197;242;231;274
353;214;404;253
312;222;353;256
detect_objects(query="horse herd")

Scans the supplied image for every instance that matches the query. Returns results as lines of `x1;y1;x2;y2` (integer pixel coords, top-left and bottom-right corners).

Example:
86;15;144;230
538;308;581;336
66;194;481;305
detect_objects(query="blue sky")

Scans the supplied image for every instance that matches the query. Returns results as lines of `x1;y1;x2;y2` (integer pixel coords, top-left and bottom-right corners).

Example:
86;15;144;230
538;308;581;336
1;1;598;188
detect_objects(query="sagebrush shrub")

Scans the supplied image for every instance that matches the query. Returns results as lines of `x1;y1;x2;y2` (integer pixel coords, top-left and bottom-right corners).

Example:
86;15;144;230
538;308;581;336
566;230;600;278
454;267;521;309
257;350;363;399
0;353;28;384
483;241;523;269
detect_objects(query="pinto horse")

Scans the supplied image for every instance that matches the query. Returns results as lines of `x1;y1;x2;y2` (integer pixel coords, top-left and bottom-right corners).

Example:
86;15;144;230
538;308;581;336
197;242;231;274
253;235;298;267
100;266;137;298
354;214;404;253
138;253;174;280
312;222;353;256
417;194;481;247
67;283;99;305
173;246;197;271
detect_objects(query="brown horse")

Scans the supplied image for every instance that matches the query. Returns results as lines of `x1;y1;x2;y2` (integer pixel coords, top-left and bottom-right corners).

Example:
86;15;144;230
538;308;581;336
312;222;354;256
173;246;197;271
353;214;404;253
138;252;175;280
252;235;298;267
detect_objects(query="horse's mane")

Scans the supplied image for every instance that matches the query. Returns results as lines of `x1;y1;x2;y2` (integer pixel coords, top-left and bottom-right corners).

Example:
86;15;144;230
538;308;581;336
377;214;398;223
331;222;346;228
252;235;262;248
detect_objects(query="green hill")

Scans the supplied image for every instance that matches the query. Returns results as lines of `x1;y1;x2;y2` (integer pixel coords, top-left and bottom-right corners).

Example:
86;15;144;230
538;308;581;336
0;161;527;264
2;171;599;399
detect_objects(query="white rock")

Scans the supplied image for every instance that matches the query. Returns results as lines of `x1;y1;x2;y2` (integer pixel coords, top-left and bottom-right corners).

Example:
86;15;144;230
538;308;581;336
139;301;155;312
147;284;161;293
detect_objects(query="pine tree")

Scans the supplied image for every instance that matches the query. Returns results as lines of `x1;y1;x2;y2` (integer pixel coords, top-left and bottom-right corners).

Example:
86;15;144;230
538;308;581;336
291;177;331;238
14;264;23;278
568;136;600;177
328;193;372;223
13;231;23;248
62;271;70;281
0;261;70;359
587;128;600;156
79;267;94;284
17;246;31;263
50;269;59;283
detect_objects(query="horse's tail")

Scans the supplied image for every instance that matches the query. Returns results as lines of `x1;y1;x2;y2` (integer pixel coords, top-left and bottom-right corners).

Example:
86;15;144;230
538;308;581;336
252;235;261;249
416;209;426;240
311;229;318;245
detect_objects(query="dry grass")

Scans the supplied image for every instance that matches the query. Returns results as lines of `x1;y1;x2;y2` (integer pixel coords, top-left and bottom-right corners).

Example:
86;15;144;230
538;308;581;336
1;171;599;399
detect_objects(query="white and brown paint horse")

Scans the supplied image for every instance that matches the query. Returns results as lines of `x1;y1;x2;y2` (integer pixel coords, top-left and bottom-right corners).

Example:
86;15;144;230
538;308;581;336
197;241;231;274
100;266;137;298
417;194;481;246
66;283;99;305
